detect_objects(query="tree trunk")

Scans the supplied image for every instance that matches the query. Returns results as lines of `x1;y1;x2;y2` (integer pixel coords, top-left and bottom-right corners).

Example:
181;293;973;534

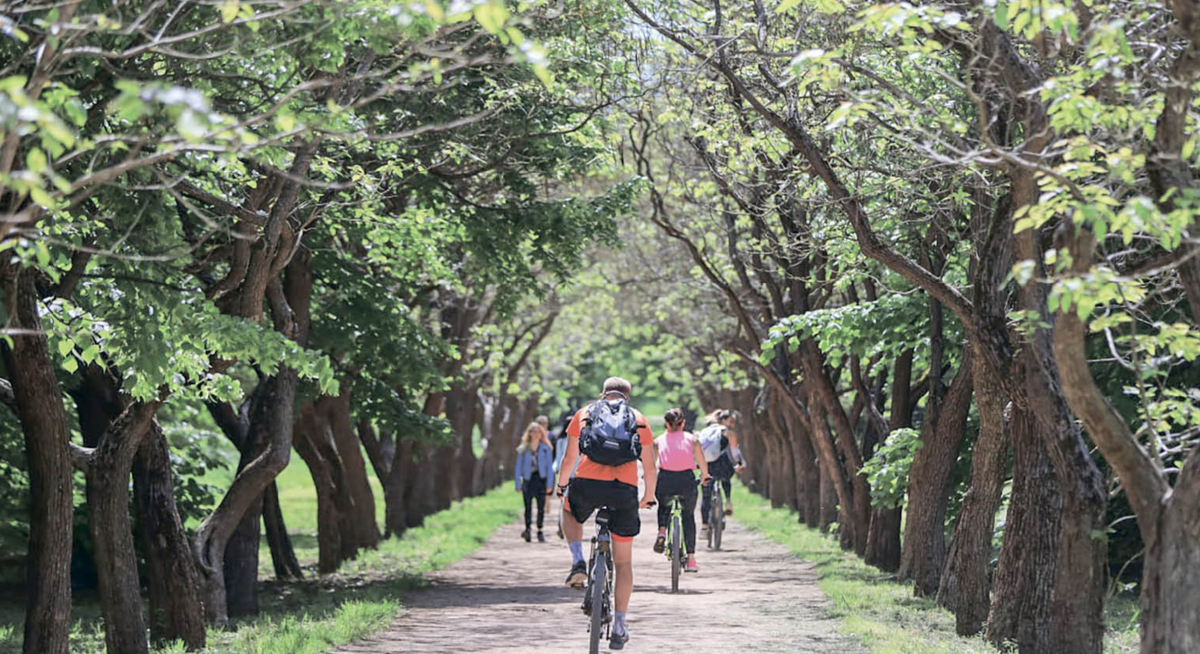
819;460;838;532
900;348;975;595
262;482;303;580
327;392;379;552
987;408;1059;654
134;423;206;650
865;507;902;572
294;403;344;573
87;402;161;654
783;404;819;526
3;266;74;654
941;355;1009;635
223;493;263;618
384;438;414;537
193;367;299;624
803;347;870;554
1139;493;1200;654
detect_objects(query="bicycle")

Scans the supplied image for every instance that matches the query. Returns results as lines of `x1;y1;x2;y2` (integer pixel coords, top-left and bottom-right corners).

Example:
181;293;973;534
707;478;725;551
662;494;687;593
582;506;616;654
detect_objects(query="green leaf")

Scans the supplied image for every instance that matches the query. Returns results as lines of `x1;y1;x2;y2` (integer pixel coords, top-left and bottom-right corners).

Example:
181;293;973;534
221;0;240;23
776;0;804;11
474;3;510;34
25;147;46;174
994;3;1009;29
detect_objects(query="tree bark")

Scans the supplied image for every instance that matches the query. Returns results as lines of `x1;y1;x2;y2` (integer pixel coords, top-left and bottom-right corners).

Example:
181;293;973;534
134;423;206;650
987;408;1059;654
865;507;902;572
782;401;819;525
941;355;1009;635
900;347;975;595
86;402;160;654
222;491;263;618
3;266;73;654
802;347;870;554
193;367;298;624
294;401;344;573
326;392;379;552
262;482;303;580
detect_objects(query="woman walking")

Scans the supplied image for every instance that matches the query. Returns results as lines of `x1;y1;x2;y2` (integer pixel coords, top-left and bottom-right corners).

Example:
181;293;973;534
515;421;554;542
652;408;710;572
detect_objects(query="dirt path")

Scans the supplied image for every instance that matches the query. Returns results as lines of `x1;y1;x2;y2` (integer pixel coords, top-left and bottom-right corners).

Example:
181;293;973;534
335;497;859;653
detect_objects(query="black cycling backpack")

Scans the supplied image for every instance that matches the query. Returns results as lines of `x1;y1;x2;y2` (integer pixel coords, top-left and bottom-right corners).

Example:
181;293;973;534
579;398;641;466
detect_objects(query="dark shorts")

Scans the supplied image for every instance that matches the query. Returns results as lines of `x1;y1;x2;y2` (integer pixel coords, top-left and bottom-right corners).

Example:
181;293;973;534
708;454;735;480
564;478;640;541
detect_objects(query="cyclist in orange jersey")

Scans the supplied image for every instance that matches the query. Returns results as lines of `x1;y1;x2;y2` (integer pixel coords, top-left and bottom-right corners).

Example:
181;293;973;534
556;377;656;651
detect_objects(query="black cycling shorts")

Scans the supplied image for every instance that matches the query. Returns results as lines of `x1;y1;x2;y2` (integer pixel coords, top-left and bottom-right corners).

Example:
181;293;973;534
565;478;641;540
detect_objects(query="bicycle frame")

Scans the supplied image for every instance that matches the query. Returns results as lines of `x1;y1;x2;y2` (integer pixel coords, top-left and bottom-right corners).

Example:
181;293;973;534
584;508;615;653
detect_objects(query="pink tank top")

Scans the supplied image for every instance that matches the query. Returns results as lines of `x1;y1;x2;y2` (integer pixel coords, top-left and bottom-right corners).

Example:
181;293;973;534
656;430;695;472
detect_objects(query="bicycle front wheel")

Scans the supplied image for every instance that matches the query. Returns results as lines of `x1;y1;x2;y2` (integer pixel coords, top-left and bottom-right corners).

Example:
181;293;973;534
589;554;606;654
670;516;682;593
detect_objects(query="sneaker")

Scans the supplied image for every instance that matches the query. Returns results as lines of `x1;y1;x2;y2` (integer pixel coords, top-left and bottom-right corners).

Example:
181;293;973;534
725;505;733;516
522;528;531;542
609;629;629;650
652;530;666;554
537;531;546;543
686;557;699;573
565;560;587;588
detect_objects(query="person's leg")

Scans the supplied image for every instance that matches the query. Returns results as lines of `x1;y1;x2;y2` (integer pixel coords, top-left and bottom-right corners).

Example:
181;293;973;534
682;483;699;554
656;486;669;529
522;485;534;531
612;537;633;613
700;480;712;526
535;489;546;530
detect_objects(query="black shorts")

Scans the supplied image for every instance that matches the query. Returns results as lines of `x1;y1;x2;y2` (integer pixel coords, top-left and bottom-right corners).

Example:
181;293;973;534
565;478;640;540
708;454;735;480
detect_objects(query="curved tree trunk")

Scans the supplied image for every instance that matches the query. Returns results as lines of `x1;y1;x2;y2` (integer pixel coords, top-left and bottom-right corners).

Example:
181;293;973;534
294;402;345;573
940;355;1009;635
900;348;975;595
134;423;206;650
193;367;299;624
3;267;74;654
328;394;380;549
86;402;159;654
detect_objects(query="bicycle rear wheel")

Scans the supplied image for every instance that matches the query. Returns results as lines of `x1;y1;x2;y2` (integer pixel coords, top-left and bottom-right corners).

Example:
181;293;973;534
670;515;681;593
712;489;723;551
589;552;606;654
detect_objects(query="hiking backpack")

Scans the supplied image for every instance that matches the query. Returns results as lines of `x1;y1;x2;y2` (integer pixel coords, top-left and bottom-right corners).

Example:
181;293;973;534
579;398;641;466
696;424;727;463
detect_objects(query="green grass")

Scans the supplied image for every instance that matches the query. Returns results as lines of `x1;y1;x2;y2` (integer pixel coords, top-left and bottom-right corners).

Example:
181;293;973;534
731;483;1140;654
0;478;519;654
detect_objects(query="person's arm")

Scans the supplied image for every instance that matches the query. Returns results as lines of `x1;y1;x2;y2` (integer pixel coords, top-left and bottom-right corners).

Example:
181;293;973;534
728;429;745;471
691;436;711;484
556;410;583;493
638;421;657;507
543;447;554;492
515;451;524;492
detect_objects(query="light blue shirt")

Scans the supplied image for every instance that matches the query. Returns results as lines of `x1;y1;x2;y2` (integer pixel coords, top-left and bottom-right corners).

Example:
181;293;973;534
514;442;554;491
